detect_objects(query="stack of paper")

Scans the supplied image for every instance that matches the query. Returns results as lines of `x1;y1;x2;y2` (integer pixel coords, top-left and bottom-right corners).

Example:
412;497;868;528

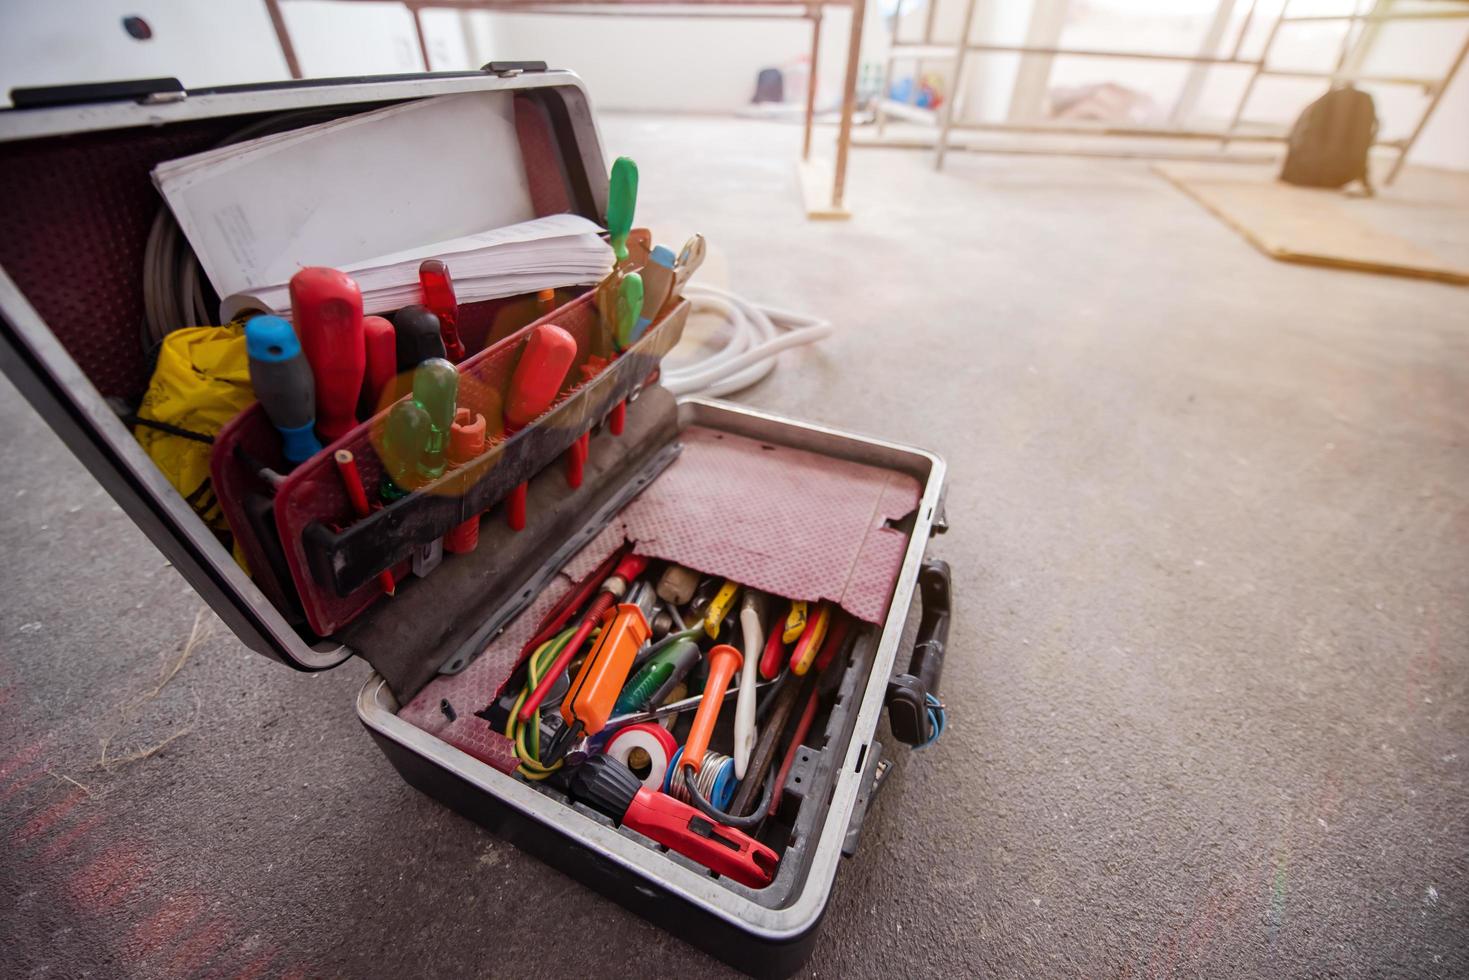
150;92;613;321
217;214;613;321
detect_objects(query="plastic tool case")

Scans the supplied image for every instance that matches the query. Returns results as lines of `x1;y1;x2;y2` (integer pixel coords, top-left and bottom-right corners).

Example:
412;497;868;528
0;68;948;978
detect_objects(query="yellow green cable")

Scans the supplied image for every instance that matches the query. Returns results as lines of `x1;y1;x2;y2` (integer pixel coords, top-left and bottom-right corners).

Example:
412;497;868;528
505;627;576;780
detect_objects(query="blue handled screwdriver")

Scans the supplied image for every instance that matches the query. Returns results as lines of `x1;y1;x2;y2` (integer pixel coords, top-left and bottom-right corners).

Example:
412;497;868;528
245;315;322;466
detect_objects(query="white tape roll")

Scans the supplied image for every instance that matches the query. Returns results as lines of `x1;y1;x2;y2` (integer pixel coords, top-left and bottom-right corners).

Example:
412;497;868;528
605;723;678;789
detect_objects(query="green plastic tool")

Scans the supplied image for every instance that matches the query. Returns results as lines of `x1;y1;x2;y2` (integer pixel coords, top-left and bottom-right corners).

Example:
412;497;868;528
411;357;458;480
613;637;701;716
380;401;432;501
614;271;644;352
607;156;638;263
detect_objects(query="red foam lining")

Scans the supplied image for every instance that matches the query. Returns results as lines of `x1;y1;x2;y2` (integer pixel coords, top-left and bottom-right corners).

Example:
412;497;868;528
614;427;921;625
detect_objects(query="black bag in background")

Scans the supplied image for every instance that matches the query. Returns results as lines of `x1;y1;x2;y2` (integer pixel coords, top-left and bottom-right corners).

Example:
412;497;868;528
1279;85;1378;193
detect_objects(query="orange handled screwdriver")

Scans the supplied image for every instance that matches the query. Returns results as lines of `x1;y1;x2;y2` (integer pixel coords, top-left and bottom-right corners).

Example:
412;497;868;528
561;581;655;741
680;643;742;776
519;552;647;724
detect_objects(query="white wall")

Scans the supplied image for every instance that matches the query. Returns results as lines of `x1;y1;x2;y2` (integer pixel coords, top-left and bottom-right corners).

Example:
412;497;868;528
474;8;851;112
0;0;850;113
0;0;289;96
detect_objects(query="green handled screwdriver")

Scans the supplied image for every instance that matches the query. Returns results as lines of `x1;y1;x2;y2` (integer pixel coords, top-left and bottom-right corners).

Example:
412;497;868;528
411;357;458;481
607;156;638;264
380;400;431;502
614;271;644;352
613;636;701;717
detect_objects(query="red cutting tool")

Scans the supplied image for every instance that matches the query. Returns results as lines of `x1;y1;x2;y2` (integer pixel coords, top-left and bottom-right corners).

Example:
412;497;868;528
570;756;778;889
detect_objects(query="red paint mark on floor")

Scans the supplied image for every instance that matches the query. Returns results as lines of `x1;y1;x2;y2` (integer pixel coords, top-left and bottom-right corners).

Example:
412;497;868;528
40;810;106;861
12;789;86;844
167;916;234;977
124;892;205;962
69;845;148;913
225;949;278;980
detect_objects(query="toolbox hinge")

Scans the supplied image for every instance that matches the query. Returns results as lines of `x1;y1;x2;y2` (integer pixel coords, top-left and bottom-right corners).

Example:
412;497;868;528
481;61;549;78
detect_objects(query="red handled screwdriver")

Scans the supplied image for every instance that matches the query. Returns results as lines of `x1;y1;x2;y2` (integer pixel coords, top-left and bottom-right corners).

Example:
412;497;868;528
290;267;365;444
334;449;397;596
360;315;396;418
419;259;466;363
504;322;577;531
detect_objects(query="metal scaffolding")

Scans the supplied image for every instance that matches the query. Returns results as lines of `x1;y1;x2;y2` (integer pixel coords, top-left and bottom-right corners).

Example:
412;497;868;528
865;0;1469;182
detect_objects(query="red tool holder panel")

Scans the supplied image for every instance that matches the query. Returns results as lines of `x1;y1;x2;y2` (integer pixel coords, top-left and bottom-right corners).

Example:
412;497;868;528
212;289;687;637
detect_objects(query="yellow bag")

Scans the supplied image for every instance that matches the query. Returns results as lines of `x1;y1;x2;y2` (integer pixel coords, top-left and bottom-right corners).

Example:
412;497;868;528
133;324;254;530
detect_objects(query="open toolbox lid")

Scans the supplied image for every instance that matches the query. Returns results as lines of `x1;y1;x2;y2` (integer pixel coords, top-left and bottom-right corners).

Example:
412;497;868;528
0;67;646;676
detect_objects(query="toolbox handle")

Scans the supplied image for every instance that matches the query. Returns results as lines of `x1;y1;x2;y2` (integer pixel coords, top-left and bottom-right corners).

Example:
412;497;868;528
885;559;950;746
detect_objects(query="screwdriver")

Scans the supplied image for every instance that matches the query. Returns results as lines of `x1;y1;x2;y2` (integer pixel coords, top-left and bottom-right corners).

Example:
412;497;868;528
334;449;396;596
631;244;676;343
613;271;645;352
703;579;739;638
559;580;656;748
443;408;486;555
290;267;365;444
379;400;431;502
607;156;638;264
678;643;743;779
570;756;778;889
519;553;647;724
418;259;466;363
244;315;322;465
504;322;577;531
393;304;447;374
411;357;457;481
360;315;397;418
733;590;766;778
612;635;701;718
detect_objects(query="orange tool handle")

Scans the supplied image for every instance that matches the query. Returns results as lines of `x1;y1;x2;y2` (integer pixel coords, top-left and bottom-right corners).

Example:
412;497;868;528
562;602;651;736
681;644;742;775
789;603;831;676
518;590;614;723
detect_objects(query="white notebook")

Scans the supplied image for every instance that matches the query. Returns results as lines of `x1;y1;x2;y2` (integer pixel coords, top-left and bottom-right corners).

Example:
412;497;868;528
151;91;613;321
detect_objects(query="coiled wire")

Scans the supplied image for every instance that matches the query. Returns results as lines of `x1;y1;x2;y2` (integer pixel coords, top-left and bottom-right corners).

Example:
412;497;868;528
665;748;735;808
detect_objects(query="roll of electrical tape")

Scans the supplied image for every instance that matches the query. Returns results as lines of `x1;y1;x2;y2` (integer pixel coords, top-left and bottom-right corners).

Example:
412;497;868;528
604;723;678;789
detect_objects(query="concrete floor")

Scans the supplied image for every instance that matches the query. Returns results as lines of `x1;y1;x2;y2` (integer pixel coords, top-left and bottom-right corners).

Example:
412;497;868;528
3;115;1468;979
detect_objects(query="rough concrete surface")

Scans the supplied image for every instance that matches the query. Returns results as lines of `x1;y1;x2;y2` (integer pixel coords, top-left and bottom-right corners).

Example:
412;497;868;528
2;114;1467;979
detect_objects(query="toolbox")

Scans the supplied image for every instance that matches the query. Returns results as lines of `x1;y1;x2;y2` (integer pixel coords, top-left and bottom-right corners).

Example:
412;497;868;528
0;67;948;978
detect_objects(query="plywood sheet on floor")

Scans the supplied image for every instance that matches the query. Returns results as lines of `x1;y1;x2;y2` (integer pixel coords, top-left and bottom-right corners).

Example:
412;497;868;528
1155;161;1469;285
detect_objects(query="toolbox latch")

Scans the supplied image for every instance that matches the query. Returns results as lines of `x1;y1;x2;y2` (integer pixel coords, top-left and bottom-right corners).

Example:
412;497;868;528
9;77;185;110
481;61;549;78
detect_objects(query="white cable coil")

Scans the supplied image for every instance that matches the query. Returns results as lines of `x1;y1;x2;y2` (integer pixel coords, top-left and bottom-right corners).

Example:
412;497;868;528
660;284;833;399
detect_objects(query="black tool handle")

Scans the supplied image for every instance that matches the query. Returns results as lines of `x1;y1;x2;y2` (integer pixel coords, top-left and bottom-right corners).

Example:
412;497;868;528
886;559;950;746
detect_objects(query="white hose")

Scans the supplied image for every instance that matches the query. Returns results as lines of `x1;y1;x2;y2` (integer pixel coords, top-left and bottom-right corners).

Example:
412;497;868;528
660;284;833;399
